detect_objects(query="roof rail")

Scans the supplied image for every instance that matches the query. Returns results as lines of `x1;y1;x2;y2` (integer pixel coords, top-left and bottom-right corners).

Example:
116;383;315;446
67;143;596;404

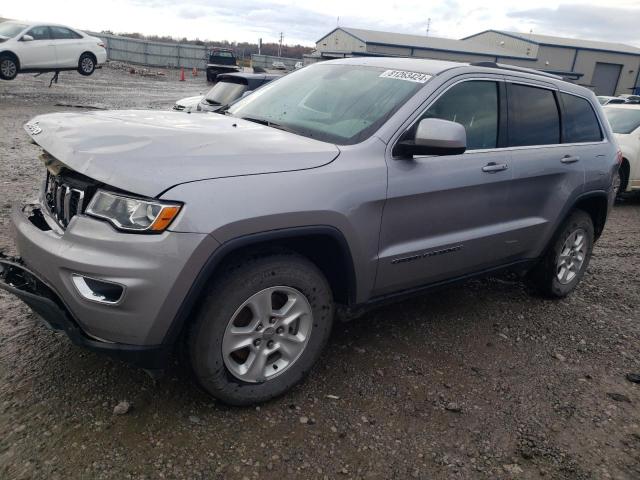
470;62;563;80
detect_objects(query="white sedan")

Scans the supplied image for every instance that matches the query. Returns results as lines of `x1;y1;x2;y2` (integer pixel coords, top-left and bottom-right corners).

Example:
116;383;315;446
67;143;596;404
0;21;107;80
604;104;640;195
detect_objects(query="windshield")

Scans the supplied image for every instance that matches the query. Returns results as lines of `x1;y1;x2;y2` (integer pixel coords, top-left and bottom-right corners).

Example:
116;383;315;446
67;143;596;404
228;63;429;145
605;108;640;134
0;22;27;38
204;81;247;105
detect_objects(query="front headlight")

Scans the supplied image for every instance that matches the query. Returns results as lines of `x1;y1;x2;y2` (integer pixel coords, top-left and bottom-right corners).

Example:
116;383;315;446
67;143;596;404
86;190;181;233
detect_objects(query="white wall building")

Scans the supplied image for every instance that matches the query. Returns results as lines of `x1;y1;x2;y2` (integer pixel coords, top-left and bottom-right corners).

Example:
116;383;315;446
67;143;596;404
308;27;640;96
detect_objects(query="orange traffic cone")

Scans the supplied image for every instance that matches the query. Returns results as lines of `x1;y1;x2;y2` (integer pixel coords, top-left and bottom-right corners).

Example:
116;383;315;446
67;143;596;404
179;67;185;81
192;67;197;77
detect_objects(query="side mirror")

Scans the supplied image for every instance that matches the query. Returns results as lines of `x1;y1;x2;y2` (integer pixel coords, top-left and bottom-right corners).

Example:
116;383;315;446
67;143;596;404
395;118;467;157
21;34;34;42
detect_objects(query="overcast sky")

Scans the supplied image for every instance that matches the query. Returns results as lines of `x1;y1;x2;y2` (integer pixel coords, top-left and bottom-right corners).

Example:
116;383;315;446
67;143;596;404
2;0;640;47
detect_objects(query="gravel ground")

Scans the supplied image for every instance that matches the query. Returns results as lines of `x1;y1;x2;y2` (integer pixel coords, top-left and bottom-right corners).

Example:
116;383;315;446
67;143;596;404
1;65;639;480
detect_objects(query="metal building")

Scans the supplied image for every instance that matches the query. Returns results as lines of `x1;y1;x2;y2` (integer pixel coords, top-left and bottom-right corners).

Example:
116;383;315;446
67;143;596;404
309;27;640;96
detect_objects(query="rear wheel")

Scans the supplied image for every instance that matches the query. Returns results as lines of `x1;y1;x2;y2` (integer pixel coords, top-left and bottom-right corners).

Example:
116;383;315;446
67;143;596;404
527;210;594;298
187;253;334;406
614;163;629;200
0;54;18;80
78;53;96;76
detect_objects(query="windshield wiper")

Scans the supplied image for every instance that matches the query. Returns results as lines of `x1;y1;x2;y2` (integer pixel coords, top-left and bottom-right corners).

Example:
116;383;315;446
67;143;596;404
240;116;298;134
240;116;270;126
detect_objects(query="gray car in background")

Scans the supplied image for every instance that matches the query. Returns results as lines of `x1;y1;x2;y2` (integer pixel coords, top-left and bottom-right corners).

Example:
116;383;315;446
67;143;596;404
0;57;619;405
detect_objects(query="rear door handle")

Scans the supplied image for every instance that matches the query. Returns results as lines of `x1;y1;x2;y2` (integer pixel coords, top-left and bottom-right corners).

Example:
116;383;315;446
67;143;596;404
482;162;508;173
561;155;580;164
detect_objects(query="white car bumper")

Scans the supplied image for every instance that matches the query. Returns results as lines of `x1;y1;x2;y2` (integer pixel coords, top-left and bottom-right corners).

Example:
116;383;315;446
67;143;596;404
96;49;107;65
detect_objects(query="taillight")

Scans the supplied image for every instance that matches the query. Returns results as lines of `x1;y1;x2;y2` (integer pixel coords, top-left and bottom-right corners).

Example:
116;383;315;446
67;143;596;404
98;42;106;49
616;149;623;165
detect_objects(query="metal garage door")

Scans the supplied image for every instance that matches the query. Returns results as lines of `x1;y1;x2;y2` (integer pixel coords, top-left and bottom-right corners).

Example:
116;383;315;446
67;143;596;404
591;62;622;96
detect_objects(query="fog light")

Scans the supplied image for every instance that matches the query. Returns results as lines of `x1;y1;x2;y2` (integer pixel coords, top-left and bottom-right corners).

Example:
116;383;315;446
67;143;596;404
71;275;125;305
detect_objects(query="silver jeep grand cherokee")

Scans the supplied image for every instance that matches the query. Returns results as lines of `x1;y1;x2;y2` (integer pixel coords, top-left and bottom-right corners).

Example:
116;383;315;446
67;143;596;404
0;58;620;405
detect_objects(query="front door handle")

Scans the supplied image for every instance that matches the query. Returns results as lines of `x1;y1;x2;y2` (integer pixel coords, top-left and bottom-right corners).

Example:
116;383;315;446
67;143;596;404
561;155;580;164
482;162;508;173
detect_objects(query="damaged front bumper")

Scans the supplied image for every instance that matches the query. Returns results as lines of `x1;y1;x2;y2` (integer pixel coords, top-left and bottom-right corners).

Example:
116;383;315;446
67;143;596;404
0;254;172;370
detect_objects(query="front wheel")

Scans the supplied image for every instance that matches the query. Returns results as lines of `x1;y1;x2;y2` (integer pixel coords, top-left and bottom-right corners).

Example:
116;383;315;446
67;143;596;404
527;209;594;298
0;55;18;80
187;253;334;405
78;53;96;76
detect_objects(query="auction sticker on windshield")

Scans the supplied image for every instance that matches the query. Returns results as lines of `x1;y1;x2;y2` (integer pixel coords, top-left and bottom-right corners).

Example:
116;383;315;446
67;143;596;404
379;70;432;83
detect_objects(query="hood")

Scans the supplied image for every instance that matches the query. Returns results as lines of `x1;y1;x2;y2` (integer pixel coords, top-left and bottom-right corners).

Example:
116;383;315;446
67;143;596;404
25;110;340;197
175;95;204;109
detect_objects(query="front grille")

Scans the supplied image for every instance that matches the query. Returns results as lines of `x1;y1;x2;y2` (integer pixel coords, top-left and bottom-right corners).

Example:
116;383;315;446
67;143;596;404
172;104;185;111
44;171;96;229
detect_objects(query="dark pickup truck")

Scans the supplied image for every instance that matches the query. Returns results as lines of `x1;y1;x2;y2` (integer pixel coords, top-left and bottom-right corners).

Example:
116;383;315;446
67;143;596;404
206;48;240;83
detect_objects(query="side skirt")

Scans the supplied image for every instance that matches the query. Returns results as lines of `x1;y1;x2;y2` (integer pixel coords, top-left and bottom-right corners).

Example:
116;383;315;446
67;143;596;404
336;258;536;321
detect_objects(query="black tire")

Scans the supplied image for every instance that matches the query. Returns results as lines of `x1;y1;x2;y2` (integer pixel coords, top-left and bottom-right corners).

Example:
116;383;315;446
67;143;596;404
187;253;334;406
527;209;594;298
0;54;18;80
614;164;628;201
78;53;96;76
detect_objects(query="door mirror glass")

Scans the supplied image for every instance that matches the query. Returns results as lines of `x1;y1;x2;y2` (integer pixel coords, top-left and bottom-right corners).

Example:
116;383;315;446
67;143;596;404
396;118;467;157
21;34;34;42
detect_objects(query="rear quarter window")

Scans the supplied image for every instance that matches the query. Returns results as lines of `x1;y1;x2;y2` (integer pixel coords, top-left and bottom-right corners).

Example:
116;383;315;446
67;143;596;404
561;93;603;143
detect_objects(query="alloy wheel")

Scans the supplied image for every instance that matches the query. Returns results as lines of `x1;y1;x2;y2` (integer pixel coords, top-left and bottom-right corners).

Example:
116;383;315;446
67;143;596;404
221;286;313;383
0;59;16;78
81;57;94;73
556;228;587;284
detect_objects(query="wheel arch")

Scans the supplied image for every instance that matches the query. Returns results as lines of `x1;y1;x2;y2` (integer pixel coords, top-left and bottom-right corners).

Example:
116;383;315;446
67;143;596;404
80;50;97;62
162;226;358;345
570;191;609;240
0;50;20;69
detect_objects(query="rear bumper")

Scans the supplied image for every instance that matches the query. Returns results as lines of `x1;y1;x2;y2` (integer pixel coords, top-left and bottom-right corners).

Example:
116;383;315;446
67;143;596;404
0;256;171;369
96;49;107;65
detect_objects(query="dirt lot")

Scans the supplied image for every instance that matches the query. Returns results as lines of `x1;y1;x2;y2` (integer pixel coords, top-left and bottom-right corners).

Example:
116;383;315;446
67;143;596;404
0;66;639;480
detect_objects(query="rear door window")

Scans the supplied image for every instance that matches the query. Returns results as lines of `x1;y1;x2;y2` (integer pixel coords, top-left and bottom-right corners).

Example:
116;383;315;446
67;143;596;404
508;84;560;147
50;26;82;40
561;93;603;143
